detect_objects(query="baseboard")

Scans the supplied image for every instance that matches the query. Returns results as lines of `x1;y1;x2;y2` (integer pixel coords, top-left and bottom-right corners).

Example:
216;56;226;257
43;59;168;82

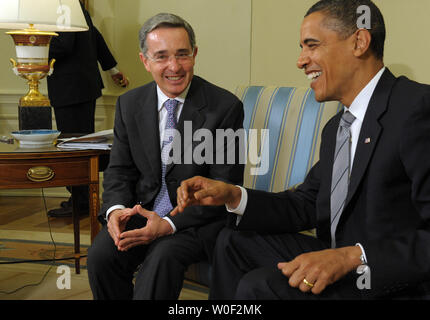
0;187;69;197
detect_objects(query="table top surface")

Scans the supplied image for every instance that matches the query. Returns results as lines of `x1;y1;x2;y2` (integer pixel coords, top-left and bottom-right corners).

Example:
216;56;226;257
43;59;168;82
0;141;110;158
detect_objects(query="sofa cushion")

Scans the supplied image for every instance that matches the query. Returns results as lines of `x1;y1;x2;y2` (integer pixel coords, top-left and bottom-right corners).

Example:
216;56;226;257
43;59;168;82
235;86;342;192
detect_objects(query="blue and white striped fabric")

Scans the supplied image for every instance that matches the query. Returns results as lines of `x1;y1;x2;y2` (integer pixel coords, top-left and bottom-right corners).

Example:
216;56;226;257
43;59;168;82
235;86;343;192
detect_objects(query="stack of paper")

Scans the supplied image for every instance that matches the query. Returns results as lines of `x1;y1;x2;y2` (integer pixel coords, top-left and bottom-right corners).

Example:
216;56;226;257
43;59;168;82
57;129;113;150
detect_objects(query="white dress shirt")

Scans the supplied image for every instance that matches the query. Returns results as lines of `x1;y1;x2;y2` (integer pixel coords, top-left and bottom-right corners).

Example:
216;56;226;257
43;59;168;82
105;84;190;233
227;67;386;263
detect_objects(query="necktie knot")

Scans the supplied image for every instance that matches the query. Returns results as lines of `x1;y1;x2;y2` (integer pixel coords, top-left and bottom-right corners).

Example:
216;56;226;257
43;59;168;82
165;99;179;117
340;111;355;129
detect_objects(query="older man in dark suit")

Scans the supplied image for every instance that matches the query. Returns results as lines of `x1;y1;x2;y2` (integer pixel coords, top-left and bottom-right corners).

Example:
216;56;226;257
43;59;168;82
86;13;244;300
174;0;430;300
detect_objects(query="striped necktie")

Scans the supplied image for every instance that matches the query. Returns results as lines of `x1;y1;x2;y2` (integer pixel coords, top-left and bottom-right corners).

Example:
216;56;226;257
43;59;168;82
330;111;355;248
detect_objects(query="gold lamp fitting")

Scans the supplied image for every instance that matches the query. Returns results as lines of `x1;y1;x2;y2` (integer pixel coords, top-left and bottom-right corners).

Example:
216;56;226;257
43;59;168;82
7;25;58;107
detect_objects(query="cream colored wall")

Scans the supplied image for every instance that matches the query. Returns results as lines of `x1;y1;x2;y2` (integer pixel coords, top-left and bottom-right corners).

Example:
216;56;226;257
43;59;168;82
90;0;252;95
250;0;430;86
375;0;430;82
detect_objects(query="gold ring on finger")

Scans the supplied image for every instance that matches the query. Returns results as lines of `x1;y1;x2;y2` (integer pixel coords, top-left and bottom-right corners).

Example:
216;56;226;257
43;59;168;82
303;278;314;288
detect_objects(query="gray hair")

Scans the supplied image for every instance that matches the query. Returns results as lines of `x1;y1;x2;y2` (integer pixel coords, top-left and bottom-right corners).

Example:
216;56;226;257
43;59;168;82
139;13;196;56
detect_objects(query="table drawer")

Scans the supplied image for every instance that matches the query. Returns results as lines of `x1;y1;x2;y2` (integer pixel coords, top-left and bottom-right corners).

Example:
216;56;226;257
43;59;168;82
0;158;90;188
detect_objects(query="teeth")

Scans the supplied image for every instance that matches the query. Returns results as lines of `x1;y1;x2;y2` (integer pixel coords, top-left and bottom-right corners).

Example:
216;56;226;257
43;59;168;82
307;72;322;80
167;76;182;81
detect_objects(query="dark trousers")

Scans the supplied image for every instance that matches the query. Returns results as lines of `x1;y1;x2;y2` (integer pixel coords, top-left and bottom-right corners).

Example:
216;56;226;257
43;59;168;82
53;100;96;209
210;228;362;300
87;216;208;300
53;100;96;134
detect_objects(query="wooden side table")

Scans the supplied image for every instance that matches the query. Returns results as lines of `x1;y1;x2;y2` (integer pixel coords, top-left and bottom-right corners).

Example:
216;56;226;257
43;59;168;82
0;143;109;274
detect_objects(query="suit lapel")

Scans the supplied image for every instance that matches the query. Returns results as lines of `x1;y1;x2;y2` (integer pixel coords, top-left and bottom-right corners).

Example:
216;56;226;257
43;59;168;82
165;76;206;175
345;69;397;207
135;82;162;178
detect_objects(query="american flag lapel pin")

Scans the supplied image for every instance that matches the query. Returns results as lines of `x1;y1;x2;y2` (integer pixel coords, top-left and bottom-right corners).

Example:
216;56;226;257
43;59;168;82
364;137;371;144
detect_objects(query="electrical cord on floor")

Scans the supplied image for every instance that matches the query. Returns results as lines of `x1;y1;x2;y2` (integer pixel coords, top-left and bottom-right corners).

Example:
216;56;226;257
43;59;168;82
0;189;85;295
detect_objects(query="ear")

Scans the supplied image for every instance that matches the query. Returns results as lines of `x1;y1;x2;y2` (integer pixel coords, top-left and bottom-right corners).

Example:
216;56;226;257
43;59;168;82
139;52;151;72
193;46;198;58
353;28;372;57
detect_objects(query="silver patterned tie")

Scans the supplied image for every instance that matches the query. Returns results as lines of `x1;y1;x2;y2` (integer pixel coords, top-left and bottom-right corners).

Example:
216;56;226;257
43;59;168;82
330;111;355;248
152;99;179;217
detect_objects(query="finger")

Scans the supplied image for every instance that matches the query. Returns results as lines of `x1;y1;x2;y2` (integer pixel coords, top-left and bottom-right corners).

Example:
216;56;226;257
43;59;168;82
117;233;141;251
170;206;179;216
176;187;184;212
307;270;330;295
277;261;298;278
288;269;306;289
107;225;119;245
107;218;121;243
119;207;137;219
310;280;325;295
119;239;148;251
278;261;307;290
277;262;288;272
136;207;155;219
176;188;188;213
299;275;317;293
194;187;217;202
119;228;142;239
119;214;132;225
182;176;207;195
118;229;153;250
118;238;138;251
179;180;190;201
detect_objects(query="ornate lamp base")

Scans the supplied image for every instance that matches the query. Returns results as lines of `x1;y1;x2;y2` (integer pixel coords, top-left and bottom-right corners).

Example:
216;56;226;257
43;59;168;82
19;106;52;130
6;27;57;131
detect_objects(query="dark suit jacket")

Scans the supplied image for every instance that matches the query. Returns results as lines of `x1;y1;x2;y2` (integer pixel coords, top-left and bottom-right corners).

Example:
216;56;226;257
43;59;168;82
47;3;117;107
101;75;244;256
232;68;430;298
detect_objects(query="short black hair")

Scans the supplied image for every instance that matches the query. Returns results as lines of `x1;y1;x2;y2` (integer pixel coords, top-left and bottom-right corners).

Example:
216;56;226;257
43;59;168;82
306;0;386;59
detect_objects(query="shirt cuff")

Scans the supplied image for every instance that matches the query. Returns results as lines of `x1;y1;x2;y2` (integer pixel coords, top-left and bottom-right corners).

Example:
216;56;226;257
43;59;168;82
163;216;177;234
108;66;120;75
106;204;125;221
225;185;247;216
355;242;368;264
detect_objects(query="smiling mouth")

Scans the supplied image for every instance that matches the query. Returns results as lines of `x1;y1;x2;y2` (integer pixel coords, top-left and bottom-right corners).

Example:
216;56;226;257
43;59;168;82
166;75;184;81
307;71;322;81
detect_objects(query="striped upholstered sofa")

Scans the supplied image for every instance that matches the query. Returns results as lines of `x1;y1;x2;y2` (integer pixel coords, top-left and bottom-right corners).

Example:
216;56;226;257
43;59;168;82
184;85;343;288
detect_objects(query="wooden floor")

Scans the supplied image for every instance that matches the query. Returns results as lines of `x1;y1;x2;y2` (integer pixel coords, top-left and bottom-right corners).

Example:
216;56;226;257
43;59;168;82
0;195;208;300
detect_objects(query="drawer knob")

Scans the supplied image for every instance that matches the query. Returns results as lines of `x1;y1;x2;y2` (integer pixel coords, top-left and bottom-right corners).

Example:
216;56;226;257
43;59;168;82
27;166;55;182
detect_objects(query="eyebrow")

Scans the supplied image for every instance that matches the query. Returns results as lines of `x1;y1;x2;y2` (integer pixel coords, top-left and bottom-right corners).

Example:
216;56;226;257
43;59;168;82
153;48;191;55
151;49;168;56
300;38;320;48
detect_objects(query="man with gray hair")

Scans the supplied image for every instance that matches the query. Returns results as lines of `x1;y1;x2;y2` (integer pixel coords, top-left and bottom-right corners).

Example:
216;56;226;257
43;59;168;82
87;13;244;299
